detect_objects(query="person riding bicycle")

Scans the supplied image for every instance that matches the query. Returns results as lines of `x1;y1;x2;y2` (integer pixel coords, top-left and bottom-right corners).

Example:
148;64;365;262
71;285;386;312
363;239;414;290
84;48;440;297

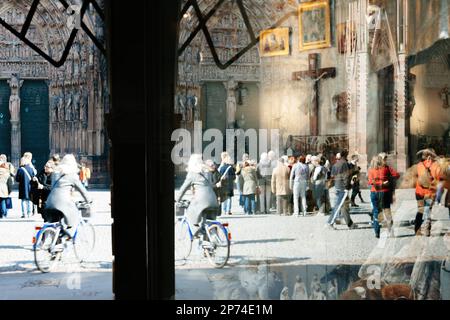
175;154;219;240
44;154;92;239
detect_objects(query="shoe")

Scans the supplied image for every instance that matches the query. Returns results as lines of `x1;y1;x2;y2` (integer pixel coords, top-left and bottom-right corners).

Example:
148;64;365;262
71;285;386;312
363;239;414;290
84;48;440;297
324;223;335;230
21;215;25;219
351;203;359;207
349;223;358;230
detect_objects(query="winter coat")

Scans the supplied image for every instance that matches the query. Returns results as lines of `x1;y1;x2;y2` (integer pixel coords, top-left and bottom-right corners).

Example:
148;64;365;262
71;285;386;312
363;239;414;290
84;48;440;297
257;159;273;178
176;171;220;224
0;167;10;198
218;163;235;197
31;170;53;207
15;165;35;200
289;162;309;189
45;172;91;226
271;164;291;196
241;166;258;195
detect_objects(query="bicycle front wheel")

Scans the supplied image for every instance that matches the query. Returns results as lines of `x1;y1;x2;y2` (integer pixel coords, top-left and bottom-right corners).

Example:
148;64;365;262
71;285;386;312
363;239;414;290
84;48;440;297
34;227;60;273
205;224;230;268
175;219;192;260
74;222;96;262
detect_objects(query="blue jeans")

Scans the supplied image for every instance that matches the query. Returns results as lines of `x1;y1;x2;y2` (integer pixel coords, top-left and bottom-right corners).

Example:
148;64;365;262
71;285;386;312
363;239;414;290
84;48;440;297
244;194;256;214
222;197;232;214
328;190;347;225
21;199;32;216
0;198;7;217
313;183;325;213
293;180;308;215
370;192;383;236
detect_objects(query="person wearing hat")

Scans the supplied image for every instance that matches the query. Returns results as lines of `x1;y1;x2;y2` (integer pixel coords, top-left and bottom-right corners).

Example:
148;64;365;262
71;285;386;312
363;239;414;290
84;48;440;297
414;149;441;236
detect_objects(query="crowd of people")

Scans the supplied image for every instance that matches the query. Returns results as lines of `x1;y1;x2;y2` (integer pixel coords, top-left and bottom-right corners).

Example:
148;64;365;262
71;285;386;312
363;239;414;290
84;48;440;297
177;147;450;240
0;152;93;237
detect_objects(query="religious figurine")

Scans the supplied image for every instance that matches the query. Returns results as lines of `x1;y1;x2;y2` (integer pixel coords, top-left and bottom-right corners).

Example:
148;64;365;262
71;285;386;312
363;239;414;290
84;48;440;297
292;276;308;300
50;93;59;123
65;93;73;121
327;279;338;300
57;95;65;122
80;90;89;124
7;74;23;122
225;79;238;129
309;274;322;299
177;94;187;121
280;287;290;300
73;92;81;121
439;87;449;109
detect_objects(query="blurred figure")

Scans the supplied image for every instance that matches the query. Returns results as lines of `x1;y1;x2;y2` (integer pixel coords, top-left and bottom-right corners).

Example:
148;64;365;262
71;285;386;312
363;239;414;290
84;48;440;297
45;154;92;238
235;153;249;209
257;152;273;214
204;159;221;202
349;155;366;207
15;156;35;218
0;157;11;218
23;152;37;175
368;156;382;238
268;151;278;211
271;157;291;215
31;160;55;220
79;162;91;188
326;150;356;230
290;155;309;217
218;152;235;215
241;161;258;215
52;154;61;166
414;149;441;236
311;156;327;215
0;154;14;215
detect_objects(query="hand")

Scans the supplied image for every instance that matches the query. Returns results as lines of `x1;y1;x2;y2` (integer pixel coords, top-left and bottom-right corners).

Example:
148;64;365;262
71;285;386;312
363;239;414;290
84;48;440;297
37;183;44;190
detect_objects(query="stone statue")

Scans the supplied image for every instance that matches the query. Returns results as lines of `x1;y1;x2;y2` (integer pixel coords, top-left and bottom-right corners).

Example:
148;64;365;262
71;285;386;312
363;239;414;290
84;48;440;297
309;274;322;300
327;279;338;300
7;74;23;122
280;287;290;300
57;95;65;122
80;90;88;123
73;92;81;121
292;276;308;300
224;79;238;128
65;93;73;121
50;93;59;122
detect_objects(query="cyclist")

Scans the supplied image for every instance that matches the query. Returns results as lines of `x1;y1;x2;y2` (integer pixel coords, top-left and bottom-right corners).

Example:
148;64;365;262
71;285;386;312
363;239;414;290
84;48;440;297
175;154;219;240
44;154;92;239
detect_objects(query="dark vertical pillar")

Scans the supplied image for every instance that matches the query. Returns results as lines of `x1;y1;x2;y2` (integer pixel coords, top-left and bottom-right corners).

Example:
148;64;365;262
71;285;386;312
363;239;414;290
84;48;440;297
105;0;179;299
147;0;179;300
106;0;148;299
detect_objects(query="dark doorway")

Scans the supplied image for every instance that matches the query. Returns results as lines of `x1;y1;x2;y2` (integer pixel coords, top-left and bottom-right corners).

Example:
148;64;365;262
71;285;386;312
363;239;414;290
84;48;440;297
0;81;11;159
20;80;49;171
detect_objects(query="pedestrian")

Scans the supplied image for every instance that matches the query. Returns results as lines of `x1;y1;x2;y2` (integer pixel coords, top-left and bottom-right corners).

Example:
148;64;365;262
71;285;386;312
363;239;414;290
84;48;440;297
287;156;297;215
241;161;258;215
414;149;441;236
79;162;91;188
235;153;249;209
15;156;35;218
349;155;366;207
0;157;11;219
31;160;55;221
306;154;316;212
52;154;61;166
204;159;221;202
290;155;309;217
257;152;273;214
311;156;327;215
268;150;278;212
0;154;15;215
367;156;383;238
45;154;92;238
326;150;357;230
218;152;235;215
377;153;400;234
271;158;291;215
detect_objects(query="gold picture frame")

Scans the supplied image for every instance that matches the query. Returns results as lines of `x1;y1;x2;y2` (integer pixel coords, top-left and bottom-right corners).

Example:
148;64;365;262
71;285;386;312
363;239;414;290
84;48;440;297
260;27;290;57
298;0;331;51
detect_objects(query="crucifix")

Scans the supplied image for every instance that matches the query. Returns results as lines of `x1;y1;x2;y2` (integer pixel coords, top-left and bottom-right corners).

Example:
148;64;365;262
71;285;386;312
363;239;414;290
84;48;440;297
292;53;336;136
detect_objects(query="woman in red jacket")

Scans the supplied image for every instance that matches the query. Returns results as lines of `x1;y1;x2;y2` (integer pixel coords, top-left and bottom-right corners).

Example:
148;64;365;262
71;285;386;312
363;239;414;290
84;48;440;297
368;154;400;238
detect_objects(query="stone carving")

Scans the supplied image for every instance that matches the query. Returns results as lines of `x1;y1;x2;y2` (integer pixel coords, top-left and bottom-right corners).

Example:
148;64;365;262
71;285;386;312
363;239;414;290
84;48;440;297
65;93;73;121
80;89;89;124
50;93;59;123
57;95;65;123
224;79;238;128
7;74;23;122
292;276;308;300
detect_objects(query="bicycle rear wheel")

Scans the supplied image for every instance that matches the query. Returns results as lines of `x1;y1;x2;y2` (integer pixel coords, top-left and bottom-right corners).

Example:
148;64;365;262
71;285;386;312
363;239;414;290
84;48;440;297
34;227;60;273
205;224;230;268
73;222;96;262
175;219;192;260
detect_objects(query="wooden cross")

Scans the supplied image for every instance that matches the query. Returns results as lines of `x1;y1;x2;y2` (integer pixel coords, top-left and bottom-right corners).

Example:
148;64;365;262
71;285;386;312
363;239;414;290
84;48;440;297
292;53;336;136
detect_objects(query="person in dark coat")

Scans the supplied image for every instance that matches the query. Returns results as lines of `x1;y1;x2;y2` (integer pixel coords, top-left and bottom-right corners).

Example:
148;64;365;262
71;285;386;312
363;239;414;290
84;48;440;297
45;154;91;237
176;154;220;237
31;160;55;220
15;156;35;218
218;152;236;215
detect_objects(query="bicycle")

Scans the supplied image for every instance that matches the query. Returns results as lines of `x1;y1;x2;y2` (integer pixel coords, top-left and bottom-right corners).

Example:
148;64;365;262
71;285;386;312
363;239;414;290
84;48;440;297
175;200;231;268
33;201;96;273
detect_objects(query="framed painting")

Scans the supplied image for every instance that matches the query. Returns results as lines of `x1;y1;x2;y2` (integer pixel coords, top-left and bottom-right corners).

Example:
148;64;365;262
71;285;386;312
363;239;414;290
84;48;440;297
298;1;331;51
260;27;290;57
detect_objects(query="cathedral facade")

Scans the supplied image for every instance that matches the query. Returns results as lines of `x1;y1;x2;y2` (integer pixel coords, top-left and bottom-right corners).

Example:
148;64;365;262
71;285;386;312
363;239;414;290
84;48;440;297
176;0;450;174
0;0;108;184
